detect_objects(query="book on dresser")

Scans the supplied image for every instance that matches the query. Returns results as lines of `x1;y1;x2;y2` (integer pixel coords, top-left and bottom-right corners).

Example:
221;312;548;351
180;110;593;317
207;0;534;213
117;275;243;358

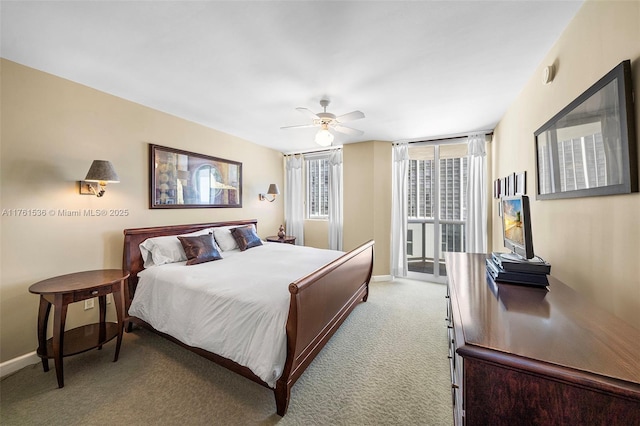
486;257;549;287
491;251;551;274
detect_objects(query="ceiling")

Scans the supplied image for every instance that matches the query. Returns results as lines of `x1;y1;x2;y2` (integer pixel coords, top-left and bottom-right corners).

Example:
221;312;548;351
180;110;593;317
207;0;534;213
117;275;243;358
1;1;583;153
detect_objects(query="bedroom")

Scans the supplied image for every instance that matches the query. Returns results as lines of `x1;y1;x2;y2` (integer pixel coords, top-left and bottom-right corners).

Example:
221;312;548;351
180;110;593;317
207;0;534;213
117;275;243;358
1;0;639;422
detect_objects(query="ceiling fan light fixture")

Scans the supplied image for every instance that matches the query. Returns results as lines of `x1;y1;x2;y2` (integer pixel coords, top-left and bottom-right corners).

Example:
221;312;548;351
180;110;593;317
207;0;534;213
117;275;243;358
282;99;363;146
315;127;334;146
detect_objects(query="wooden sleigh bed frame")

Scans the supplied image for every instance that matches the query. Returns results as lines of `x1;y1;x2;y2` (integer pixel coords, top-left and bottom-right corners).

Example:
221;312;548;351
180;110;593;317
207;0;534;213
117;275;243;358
122;219;374;416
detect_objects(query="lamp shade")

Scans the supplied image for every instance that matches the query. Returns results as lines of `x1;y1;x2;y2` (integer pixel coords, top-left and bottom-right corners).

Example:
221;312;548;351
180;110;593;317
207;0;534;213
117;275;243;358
267;184;280;195
84;160;120;183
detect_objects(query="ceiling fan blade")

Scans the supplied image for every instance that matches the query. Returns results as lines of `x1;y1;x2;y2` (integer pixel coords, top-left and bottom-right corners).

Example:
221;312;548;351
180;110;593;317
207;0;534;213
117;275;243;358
333;125;364;136
280;123;317;130
336;110;365;123
296;107;320;120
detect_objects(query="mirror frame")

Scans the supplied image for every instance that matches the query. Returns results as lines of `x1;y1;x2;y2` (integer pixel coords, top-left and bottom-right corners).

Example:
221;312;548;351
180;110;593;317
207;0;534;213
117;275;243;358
149;144;242;209
534;60;637;200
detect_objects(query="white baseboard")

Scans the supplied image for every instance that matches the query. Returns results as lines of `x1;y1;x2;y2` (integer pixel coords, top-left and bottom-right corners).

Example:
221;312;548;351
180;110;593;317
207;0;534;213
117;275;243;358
372;275;392;282
0;351;40;378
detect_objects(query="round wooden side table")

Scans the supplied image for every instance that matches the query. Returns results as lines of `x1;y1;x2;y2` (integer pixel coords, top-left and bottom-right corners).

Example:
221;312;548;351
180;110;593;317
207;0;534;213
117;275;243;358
29;269;130;388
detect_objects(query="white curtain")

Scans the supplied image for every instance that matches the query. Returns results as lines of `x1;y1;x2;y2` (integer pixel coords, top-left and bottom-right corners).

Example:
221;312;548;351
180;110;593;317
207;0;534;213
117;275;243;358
466;134;487;253
285;155;304;246
328;149;343;251
391;143;409;278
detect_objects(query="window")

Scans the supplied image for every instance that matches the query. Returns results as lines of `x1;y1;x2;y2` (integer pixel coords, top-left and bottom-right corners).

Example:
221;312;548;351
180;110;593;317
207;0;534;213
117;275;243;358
306;157;329;219
407;151;467;222
406;141;469;278
408;159;435;219
439;156;468;222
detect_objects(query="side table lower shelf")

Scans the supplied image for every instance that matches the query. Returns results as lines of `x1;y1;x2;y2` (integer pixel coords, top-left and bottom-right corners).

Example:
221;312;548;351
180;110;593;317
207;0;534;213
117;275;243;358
29;269;129;388
37;323;120;358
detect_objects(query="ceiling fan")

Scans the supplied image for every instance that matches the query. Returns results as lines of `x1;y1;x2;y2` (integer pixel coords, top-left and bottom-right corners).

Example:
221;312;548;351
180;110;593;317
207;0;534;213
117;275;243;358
281;99;365;146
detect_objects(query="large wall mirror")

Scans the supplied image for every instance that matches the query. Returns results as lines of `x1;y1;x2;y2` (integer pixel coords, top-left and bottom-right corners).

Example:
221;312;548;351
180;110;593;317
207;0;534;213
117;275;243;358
150;144;242;208
534;60;637;200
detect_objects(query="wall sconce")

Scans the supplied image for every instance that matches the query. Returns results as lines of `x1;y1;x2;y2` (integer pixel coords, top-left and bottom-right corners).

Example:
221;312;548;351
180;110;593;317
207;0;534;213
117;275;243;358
79;160;120;197
259;184;280;202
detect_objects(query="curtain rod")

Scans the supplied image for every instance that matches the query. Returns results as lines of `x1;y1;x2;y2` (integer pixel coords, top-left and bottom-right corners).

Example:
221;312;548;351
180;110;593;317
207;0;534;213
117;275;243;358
283;146;342;156
285;129;495;155
395;129;494;145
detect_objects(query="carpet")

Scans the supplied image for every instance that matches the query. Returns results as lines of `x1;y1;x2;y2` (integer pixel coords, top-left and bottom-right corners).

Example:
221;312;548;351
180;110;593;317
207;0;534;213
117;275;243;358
0;279;452;425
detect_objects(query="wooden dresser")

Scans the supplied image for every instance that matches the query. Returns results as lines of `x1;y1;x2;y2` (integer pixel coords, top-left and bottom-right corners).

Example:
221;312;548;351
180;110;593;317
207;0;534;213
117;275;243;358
445;252;640;425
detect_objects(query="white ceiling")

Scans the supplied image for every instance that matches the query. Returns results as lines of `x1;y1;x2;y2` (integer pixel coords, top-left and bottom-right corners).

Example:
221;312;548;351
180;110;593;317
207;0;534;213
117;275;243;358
1;1;583;153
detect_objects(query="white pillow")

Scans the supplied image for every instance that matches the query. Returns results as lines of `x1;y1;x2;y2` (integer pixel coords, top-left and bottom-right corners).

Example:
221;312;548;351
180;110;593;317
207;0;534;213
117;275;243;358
140;228;216;267
213;224;257;251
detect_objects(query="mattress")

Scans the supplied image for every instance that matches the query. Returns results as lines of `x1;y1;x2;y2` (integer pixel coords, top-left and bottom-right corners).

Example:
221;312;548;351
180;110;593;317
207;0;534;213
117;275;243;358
128;242;343;387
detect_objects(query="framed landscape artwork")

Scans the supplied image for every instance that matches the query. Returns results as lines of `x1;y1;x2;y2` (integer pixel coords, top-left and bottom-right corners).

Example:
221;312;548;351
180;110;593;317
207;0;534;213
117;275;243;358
149;144;242;209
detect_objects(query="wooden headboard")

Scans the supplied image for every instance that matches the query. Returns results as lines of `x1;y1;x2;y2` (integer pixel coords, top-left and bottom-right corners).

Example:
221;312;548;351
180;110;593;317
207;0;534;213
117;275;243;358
122;219;258;308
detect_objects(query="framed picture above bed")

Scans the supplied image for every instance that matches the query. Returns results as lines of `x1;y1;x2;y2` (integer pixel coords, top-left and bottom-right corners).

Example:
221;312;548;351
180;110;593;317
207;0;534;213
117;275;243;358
149;144;242;209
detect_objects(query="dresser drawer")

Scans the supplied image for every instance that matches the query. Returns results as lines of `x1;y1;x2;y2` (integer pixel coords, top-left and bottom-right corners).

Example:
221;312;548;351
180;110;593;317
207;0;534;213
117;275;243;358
73;284;113;302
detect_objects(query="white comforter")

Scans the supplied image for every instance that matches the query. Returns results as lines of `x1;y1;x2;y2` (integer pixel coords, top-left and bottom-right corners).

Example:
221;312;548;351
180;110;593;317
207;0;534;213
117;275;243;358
128;242;343;387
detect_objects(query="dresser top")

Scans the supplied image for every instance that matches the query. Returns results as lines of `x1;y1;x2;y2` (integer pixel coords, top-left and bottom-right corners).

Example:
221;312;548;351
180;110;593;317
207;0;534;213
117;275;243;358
445;252;640;386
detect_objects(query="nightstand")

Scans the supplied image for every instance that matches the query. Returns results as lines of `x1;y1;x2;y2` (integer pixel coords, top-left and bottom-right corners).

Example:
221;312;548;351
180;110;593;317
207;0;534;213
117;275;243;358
28;269;130;388
266;236;296;245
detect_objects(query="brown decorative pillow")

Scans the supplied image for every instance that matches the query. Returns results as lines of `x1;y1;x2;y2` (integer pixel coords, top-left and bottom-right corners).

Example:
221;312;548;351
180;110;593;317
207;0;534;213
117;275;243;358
230;225;263;251
177;233;223;265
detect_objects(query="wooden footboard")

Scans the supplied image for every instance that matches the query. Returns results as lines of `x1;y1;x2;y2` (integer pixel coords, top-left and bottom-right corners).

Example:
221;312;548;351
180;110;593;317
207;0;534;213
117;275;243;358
275;240;374;415
122;221;374;416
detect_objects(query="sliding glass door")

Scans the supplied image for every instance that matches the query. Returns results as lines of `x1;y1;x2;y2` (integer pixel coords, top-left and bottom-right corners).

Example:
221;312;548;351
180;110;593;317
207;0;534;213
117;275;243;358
406;141;468;282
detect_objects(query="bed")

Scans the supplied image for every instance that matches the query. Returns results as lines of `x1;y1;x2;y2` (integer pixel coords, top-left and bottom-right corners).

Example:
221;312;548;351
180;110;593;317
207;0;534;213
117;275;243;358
122;219;374;415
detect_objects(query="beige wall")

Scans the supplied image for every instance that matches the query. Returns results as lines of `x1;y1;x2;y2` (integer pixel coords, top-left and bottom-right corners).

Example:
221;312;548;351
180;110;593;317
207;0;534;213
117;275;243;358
0;60;284;362
303;219;329;249
301;141;392;277
343;141;392;277
491;0;640;328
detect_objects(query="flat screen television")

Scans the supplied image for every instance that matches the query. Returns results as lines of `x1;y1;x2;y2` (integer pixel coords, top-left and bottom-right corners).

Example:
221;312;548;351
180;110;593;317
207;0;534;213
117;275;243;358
501;195;535;260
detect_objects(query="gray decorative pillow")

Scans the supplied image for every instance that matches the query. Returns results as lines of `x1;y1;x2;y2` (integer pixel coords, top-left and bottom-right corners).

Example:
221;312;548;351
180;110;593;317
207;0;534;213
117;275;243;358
230;225;263;251
177;233;223;265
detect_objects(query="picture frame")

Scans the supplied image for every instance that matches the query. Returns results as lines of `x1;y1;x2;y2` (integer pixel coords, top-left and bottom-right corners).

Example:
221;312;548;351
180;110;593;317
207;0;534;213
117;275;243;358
493;178;501;199
534;60;637;200
507;173;516;196
149;144;242;209
516;171;526;195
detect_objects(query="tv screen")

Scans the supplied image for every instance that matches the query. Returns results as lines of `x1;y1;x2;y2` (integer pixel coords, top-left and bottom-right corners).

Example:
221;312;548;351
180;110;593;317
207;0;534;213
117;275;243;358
501;195;535;260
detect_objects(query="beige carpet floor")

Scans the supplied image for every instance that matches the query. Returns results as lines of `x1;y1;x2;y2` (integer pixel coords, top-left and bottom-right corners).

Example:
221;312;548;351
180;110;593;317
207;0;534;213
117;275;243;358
1;279;452;425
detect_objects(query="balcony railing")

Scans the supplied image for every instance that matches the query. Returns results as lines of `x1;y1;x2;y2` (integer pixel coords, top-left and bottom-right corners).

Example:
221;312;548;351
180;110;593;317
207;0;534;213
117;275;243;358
407;219;466;275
